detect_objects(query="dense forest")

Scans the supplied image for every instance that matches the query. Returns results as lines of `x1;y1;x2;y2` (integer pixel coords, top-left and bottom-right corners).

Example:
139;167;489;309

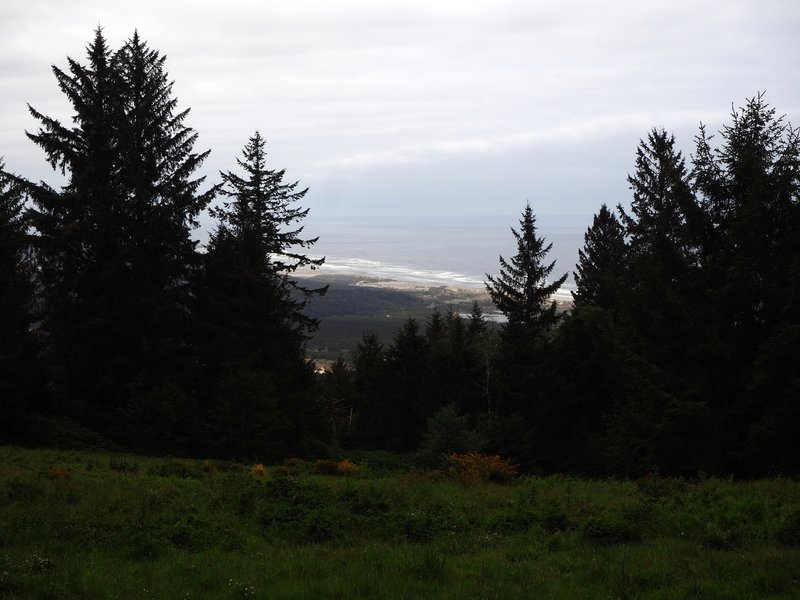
2;30;798;477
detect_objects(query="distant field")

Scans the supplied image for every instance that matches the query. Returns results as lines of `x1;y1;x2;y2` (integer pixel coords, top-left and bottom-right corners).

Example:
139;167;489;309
307;313;433;361
1;446;799;599
303;276;492;360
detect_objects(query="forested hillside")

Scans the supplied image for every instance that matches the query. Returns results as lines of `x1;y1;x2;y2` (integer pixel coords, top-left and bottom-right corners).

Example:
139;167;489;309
2;30;798;477
332;101;800;477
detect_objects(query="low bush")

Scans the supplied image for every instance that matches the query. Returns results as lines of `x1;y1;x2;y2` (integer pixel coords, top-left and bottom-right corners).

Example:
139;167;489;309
539;504;571;532
314;458;362;475
250;463;267;477
149;457;212;479
582;515;641;545
776;508;800;546
446;452;518;484
109;455;139;473
416;405;485;468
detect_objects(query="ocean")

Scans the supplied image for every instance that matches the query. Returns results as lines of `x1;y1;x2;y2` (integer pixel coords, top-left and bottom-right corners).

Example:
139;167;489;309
301;213;591;292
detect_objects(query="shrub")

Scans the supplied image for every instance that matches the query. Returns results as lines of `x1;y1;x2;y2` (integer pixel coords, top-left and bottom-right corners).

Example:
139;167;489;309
401;509;448;543
336;459;362;474
1;477;43;505
109;456;139;474
301;507;348;543
42;467;71;480
416;405;484;468
314;459;340;475
539;504;570;532
700;521;741;550
149;457;208;479
127;530;163;560
265;476;335;510
490;507;536;533
406;549;446;581
274;457;308;476
446;452;518;484
170;515;215;551
776;509;800;547
582;516;641;545
314;458;362;476
635;472;685;501
620;501;653;525
229;477;263;518
340;485;392;517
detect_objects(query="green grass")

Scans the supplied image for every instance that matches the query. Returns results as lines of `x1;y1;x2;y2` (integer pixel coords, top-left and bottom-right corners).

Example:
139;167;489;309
1;446;799;599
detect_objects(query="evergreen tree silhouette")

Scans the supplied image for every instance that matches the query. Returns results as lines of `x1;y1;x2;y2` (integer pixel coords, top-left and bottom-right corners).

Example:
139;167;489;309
25;29;214;445
573;203;626;310
485;202;567;334
195;131;326;458
0;161;40;439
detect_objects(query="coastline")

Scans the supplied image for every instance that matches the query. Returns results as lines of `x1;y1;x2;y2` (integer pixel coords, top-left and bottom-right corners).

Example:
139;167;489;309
299;270;573;367
295;269;573;311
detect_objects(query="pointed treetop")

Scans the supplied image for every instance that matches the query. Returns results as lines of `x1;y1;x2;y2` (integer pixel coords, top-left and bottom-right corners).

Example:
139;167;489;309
485;202;567;333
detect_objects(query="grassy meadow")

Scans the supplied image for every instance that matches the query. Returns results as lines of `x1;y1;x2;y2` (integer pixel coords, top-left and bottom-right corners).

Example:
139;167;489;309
1;446;799;599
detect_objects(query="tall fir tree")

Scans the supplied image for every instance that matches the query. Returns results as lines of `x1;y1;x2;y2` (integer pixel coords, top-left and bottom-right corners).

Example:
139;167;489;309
693;94;800;473
694;94;800;356
621;128;702;281
0;161;41;440
422;309;482;416
383;318;428;451
214;131;325;331
572;203;627;310
603;127;715;474
25;30;214;445
26;30;118;424
195;131;326;458
349;332;388;448
485;203;566;448
617;128;704;370
485;202;567;334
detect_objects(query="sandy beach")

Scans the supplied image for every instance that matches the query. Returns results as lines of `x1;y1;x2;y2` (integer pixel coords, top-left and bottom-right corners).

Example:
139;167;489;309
297;270;573;313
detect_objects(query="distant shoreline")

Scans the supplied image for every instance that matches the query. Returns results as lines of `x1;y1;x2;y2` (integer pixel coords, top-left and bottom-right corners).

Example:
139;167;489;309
296;271;573;310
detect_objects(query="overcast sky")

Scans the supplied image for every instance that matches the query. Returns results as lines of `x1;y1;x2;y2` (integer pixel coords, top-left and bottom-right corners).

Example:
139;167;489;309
1;0;798;220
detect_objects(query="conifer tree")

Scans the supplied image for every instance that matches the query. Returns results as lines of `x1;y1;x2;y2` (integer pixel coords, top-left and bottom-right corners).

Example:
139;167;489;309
693;94;800;473
694;94;800;352
384;318;428;450
198;132;325;373
25;30;119;419
349;332;388;448
467;301;487;335
0;161;40;439
484;203;567;435
195;131;326;458
485;202;567;334
621;128;702;278
617;129;703;365
423;309;481;415
609;128;714;469
214;131;325;330
25;29;214;441
572;204;626;310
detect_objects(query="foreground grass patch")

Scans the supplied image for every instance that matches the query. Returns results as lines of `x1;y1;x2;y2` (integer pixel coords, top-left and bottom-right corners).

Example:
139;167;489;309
1;446;799;599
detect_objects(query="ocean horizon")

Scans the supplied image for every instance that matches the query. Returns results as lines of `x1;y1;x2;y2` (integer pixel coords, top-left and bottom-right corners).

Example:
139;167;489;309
299;213;591;292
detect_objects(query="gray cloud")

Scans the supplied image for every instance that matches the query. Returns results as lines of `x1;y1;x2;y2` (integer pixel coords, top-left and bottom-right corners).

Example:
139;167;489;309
2;0;799;217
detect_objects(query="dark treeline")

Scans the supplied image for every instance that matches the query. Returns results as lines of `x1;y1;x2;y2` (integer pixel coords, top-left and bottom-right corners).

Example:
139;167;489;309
2;31;798;476
321;95;800;478
1;30;328;458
